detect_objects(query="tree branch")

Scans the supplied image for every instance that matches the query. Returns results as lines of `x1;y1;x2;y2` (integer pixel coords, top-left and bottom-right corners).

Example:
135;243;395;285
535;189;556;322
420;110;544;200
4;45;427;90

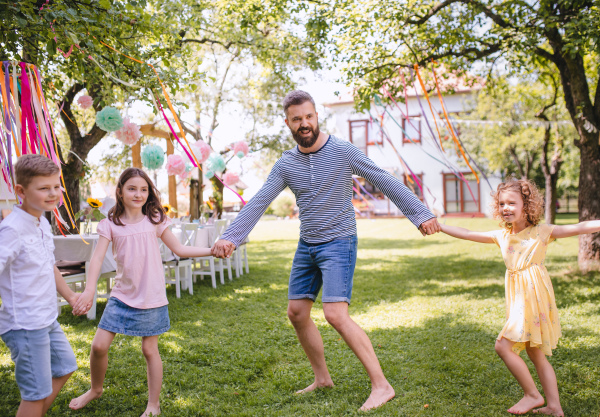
406;0;513;28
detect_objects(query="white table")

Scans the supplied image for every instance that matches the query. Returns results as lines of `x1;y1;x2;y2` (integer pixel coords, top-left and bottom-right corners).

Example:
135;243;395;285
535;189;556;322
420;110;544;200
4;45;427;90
53;234;117;319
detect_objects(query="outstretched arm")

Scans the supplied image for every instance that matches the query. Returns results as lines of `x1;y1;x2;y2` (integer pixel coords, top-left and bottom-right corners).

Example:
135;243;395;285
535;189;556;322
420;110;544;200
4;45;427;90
551;220;600;239
160;228;212;258
345;143;436;231
72;236;110;315
440;224;495;243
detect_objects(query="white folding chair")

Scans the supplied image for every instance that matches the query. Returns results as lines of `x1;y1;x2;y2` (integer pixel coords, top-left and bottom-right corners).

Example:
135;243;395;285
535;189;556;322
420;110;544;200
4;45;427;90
214;219;234;281
191;225;221;288
159;226;193;298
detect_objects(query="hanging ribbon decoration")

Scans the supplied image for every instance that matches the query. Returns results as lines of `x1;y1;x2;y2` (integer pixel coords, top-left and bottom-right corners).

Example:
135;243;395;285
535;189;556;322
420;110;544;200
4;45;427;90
429;61;479;183
414;64;445;151
0;61;80;233
94;40;246;206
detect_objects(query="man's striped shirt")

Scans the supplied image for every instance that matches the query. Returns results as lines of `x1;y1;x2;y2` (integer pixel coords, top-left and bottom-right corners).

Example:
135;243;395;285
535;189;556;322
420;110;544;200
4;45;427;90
221;136;435;247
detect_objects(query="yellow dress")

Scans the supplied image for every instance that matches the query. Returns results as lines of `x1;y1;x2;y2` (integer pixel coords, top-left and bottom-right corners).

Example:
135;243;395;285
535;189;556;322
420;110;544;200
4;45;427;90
490;224;561;356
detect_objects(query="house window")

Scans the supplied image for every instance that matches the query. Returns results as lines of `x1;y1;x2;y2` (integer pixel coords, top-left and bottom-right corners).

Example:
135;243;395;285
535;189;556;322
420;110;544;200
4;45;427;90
349;120;368;155
402;116;421;144
443;173;480;213
404;173;425;202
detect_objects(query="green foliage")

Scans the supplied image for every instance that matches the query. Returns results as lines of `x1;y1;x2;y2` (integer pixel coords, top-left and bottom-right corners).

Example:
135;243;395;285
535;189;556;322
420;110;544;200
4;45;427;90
459;75;579;188
1;217;599;416
0;0;190;106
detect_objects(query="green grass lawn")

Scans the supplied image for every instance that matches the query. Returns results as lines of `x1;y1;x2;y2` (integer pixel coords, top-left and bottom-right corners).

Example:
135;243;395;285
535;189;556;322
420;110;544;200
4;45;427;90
1;216;599;416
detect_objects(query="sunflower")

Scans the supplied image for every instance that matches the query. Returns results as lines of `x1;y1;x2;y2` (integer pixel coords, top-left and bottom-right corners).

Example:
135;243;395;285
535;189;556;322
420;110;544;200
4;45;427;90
163;203;172;215
87;198;103;208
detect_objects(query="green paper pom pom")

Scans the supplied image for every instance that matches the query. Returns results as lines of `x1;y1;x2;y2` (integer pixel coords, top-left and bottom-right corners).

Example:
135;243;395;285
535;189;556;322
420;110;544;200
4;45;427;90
205;170;214;179
95;106;124;132
141;145;165;170
185;162;193;172
236;151;245;158
206;153;226;174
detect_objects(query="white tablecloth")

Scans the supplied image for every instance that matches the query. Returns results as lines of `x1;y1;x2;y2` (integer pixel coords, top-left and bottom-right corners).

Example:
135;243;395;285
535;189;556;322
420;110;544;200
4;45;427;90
53;235;117;273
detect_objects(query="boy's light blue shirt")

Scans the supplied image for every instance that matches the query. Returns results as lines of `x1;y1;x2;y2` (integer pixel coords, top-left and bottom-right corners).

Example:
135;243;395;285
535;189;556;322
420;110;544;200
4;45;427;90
0;206;58;335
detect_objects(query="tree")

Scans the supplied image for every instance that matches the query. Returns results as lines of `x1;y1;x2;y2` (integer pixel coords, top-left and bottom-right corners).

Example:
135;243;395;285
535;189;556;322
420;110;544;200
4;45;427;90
314;0;600;271
1;0;188;231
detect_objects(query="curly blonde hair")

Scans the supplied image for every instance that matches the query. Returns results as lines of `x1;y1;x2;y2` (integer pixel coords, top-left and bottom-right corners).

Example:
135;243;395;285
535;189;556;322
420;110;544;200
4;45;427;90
491;178;544;230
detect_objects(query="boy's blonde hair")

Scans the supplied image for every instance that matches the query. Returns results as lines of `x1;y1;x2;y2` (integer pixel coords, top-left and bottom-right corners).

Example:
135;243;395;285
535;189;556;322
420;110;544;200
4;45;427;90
15;154;60;188
491;178;544;230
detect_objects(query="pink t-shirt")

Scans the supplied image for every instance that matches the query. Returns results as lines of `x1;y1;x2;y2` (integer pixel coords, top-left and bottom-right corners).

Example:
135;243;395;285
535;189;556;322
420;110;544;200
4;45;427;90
97;215;171;309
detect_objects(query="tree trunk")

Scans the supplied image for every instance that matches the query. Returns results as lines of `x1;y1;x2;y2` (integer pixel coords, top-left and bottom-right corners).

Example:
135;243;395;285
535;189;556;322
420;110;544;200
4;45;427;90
577;136;600;272
210;176;224;219
189;178;200;220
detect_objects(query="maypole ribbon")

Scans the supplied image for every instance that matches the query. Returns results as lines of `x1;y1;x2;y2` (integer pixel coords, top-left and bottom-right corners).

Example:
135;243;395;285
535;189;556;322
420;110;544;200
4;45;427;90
430;61;479;183
414;64;444;151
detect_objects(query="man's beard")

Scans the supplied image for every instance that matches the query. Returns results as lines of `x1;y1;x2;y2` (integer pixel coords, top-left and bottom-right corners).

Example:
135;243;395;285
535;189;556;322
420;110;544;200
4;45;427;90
292;125;320;148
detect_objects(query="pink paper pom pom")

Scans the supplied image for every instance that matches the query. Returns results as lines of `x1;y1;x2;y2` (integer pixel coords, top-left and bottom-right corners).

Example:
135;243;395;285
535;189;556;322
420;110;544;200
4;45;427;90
77;95;93;109
233;141;249;158
166;155;186;176
114;118;142;146
223;171;240;186
191;140;211;164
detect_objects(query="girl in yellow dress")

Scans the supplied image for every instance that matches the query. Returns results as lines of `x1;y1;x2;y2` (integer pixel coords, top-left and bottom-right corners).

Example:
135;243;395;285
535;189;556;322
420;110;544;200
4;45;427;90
440;178;600;416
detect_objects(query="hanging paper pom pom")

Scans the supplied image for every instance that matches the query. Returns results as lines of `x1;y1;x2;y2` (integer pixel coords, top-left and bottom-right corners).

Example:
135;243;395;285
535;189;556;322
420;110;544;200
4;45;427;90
190;140;211;164
206;153;226;174
96;106;123;132
77;95;93;109
179;163;193;179
165;154;186;176
233;141;249;158
223;171;240;186
141;145;165;170
114;118;142;146
205;170;214;179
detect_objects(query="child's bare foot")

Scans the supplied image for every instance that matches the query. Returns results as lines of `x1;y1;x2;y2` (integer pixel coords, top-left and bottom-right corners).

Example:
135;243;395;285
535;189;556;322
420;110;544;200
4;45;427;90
141;403;161;417
69;388;103;410
507;394;545;415
532;406;564;416
295;380;334;394
359;384;395;411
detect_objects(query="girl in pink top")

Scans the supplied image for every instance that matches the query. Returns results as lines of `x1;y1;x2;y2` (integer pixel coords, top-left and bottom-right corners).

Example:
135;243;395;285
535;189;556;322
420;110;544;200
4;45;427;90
69;168;211;417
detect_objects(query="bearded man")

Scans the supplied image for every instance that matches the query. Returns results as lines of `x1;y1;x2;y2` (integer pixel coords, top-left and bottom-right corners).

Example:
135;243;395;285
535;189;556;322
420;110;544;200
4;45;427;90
212;90;441;411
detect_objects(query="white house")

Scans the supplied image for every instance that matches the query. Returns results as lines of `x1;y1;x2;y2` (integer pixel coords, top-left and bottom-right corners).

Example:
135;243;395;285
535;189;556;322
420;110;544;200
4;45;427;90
322;81;501;218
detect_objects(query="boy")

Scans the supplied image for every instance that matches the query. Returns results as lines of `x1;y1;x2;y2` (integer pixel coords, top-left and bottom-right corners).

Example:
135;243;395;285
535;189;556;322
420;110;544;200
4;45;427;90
0;154;81;417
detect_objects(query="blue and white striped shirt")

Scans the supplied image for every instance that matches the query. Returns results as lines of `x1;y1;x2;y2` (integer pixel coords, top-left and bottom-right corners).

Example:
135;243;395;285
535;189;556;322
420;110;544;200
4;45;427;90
222;136;435;247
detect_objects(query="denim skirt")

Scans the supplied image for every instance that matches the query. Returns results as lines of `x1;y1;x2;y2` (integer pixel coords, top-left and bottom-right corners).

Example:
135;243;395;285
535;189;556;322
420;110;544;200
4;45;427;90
98;297;170;336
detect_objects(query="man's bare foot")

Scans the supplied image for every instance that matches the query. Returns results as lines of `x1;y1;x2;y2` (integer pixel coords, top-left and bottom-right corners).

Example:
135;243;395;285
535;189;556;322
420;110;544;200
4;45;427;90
532;406;564;416
69;389;103;410
295;381;334;394
507;394;545;415
141;403;161;417
359;384;395;411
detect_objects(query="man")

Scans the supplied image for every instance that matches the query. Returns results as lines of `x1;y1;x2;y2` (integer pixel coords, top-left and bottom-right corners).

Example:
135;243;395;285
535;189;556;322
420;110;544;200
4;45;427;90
212;90;441;411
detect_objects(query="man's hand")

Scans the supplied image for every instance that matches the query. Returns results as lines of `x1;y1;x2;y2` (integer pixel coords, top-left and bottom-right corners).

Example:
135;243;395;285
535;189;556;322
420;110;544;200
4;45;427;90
211;239;236;258
418;218;442;236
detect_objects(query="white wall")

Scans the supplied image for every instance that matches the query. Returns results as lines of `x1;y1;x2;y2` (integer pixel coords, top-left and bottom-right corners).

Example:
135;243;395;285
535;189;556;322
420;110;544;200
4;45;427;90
324;92;502;217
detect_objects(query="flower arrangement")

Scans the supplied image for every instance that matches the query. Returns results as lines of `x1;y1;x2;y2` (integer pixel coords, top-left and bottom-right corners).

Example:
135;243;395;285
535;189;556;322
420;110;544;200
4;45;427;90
233;141;249;158
162;203;177;216
74;198;106;222
222;171;240;186
191;140;211;164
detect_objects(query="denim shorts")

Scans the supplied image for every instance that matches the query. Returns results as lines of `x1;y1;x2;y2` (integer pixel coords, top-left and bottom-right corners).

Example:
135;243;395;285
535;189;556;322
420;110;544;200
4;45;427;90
99;297;170;337
288;235;358;304
0;320;77;401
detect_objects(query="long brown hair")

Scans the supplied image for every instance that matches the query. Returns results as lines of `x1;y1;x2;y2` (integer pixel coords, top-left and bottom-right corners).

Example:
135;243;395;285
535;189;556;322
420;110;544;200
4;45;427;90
491;178;544;230
108;168;166;226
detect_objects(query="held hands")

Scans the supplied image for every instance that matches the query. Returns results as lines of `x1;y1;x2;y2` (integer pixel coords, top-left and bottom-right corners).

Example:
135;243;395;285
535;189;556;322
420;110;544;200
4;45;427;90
72;289;95;316
211;239;236;258
418;218;442;236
